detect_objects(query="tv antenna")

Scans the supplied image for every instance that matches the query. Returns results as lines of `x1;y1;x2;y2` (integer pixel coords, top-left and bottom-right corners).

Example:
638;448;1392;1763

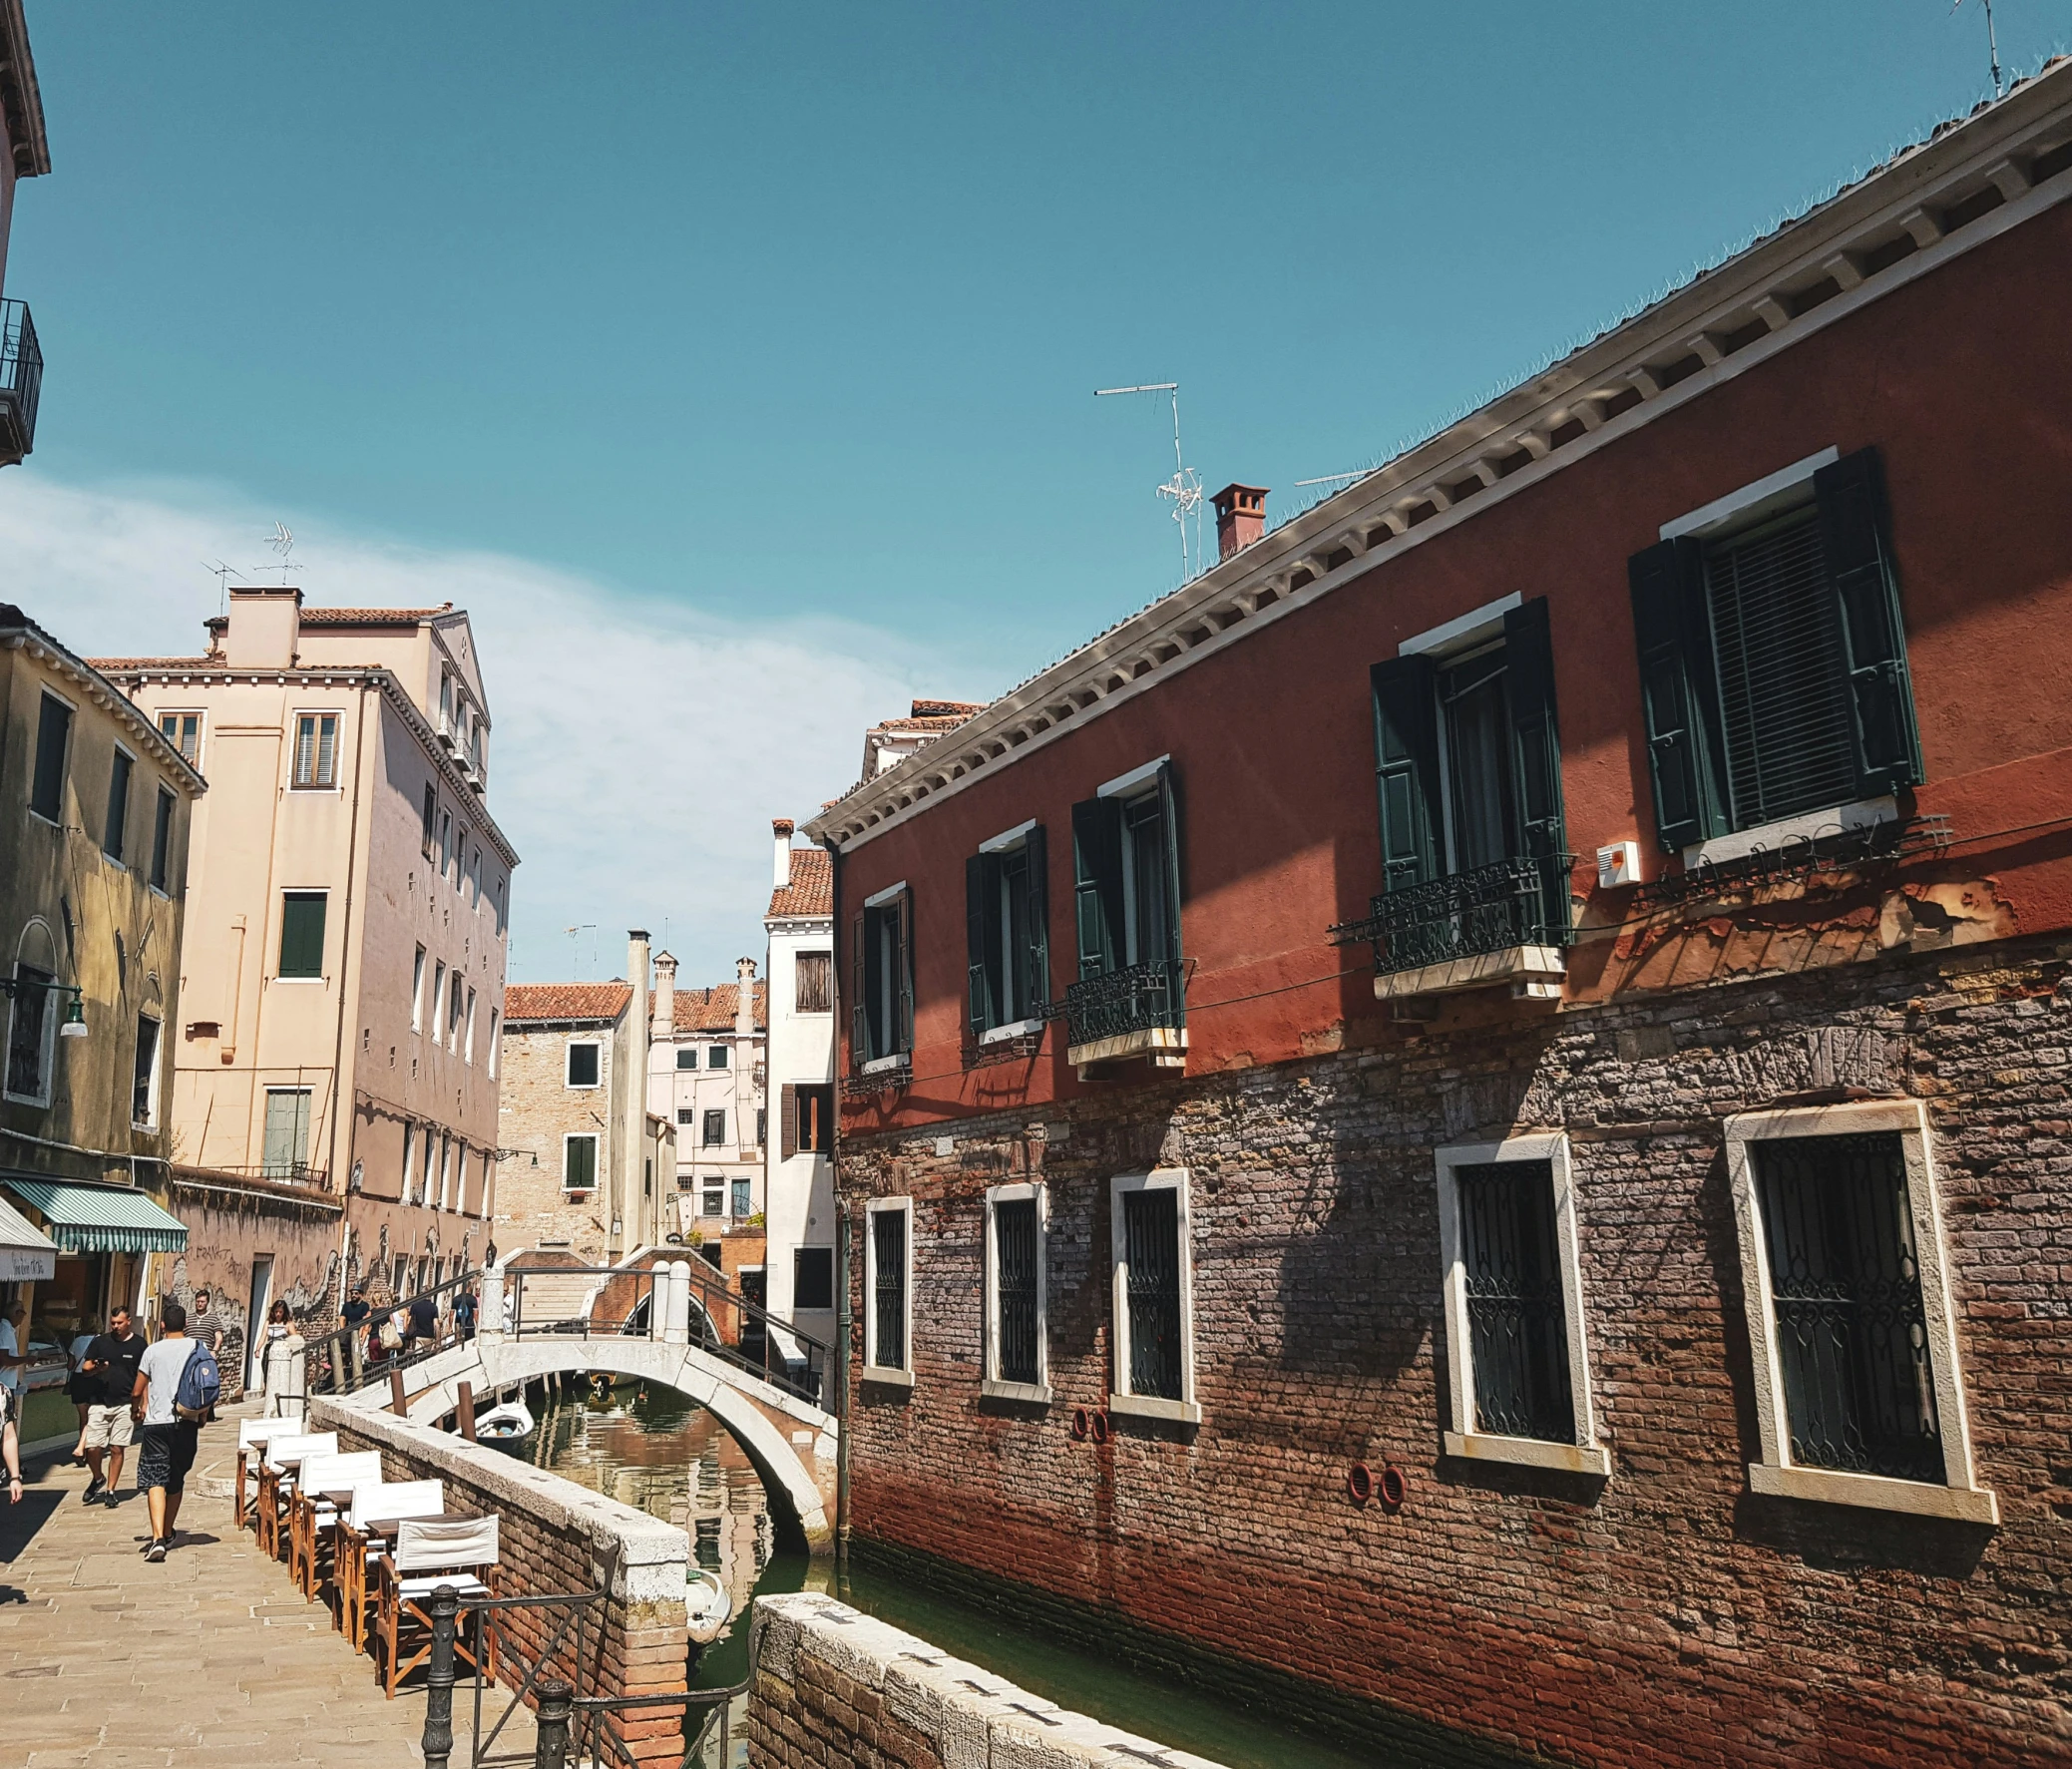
1095;381;1204;578
265;522;296;585
203;559;247;618
1953;0;2004;99
1294;470;1370;489
564;923;598;979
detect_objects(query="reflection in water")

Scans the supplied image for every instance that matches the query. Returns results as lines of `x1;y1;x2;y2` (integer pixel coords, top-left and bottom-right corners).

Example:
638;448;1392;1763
538;1382;1460;1769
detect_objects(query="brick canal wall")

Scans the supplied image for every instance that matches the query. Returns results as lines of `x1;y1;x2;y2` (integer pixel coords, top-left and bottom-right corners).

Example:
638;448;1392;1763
836;935;2072;1769
309;1397;691;1762
745;1591;1234;1769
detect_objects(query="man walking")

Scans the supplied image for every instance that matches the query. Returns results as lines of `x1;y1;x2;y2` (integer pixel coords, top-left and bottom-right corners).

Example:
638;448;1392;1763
0;1298;28;1404
78;1307;144;1507
132;1303;200;1562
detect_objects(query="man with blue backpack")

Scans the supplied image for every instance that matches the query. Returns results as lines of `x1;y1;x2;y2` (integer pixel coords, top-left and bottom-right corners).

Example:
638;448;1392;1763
130;1301;221;1562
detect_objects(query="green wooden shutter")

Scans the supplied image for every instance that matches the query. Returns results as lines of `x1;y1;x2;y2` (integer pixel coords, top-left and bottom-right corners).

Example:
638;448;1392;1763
850;909;870;1067
1071;796;1123;979
1503;598;1566;862
1156;763;1185;995
1370;655;1441;891
966;853;998;1036
1023;822;1049;1012
1815;448;1923;799
895;888;915;1056
278;892;326;978
1628;538;1727;851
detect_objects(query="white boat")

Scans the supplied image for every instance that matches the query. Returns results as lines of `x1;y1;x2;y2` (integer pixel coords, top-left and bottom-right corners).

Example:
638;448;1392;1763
474;1400;536;1451
685;1566;732;1644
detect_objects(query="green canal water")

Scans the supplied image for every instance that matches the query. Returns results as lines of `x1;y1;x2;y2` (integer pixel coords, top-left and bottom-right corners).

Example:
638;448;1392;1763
528;1382;1477;1769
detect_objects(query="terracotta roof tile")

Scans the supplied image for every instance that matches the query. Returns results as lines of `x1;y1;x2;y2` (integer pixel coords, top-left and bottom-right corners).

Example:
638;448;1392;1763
87;658;217;670
503;982;632;1024
671;981;768;1033
767;847;832;919
200;602;455;633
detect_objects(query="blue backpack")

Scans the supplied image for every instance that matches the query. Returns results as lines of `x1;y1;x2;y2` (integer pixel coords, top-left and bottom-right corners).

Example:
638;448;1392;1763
174;1340;221;1423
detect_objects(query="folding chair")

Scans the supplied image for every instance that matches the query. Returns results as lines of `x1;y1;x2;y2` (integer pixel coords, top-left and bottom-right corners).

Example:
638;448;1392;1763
233;1419;279;1532
371;1515;500;1697
256;1431;337;1560
288;1450;384;1601
339;1480;444;1650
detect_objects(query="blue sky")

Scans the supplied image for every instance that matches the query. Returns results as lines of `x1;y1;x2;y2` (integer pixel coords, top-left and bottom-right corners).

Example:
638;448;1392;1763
6;1;2064;982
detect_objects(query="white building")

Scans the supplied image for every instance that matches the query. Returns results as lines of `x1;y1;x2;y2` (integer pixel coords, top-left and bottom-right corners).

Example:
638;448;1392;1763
647;956;765;1244
759;819;835;1343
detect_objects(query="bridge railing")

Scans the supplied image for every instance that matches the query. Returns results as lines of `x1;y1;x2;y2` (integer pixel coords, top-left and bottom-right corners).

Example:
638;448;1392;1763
304;1266;486;1403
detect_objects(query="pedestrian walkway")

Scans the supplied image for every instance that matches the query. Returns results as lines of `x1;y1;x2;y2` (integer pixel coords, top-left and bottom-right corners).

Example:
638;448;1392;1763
0;1416;535;1767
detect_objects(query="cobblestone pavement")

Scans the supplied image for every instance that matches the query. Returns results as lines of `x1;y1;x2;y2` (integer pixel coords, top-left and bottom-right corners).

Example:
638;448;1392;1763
0;1415;536;1768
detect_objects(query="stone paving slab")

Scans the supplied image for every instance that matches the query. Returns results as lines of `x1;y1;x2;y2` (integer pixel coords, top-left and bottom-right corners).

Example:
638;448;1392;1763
0;1423;539;1769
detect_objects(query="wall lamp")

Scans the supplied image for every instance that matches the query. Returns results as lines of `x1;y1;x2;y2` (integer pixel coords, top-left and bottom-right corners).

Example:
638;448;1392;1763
0;974;88;1039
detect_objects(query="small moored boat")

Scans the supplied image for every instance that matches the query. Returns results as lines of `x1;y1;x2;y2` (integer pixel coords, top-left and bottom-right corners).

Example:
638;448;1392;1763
685;1566;732;1644
474;1399;537;1453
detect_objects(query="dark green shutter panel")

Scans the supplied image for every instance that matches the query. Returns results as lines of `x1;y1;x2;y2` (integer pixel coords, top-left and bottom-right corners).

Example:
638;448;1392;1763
1023;822;1049;1012
1815;448;1923;799
278;892;326;978
1503;598;1566;862
966;853;996;1036
851;909;870;1066
1370;655;1441;892
1071;796;1122;979
1628;538;1726;852
895;889;915;1055
1156;763;1185;1003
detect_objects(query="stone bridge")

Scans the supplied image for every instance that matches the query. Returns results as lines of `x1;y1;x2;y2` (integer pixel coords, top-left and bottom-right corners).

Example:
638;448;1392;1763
340;1259;839;1551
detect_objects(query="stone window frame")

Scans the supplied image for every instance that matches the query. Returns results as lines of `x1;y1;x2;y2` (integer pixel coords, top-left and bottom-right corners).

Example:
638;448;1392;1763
1435;1130;1611;1477
1107;1167;1201;1425
863;1194;915;1387
982;1180;1050;1405
1725;1096;1998;1524
565;1037;602;1091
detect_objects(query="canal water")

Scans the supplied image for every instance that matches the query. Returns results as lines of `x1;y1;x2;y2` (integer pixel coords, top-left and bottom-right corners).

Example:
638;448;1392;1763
526;1381;1470;1769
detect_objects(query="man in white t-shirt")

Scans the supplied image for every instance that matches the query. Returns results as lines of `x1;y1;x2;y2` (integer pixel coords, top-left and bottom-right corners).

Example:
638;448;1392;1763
0;1299;27;1401
132;1303;200;1562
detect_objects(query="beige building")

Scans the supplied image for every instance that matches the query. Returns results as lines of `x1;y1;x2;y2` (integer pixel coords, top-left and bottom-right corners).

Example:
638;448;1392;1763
760;824;835;1339
497;937;672;1263
95;588;517;1303
647;957;765;1238
0;605;204;1429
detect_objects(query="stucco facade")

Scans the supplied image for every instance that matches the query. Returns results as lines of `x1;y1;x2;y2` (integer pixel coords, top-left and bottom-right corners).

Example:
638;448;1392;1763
760;822;835;1339
647;958;765;1243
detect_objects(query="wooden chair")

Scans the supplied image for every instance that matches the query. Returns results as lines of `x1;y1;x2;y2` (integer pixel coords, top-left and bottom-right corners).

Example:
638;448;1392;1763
339;1480;444;1650
232;1420;278;1532
256;1431;337;1561
287;1451;383;1601
371;1515;500;1698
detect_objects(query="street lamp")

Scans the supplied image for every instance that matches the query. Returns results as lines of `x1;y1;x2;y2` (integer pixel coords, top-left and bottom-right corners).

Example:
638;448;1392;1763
59;997;87;1040
0;974;89;1040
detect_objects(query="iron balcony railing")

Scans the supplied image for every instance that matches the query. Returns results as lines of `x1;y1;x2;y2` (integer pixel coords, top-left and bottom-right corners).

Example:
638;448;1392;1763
1331;853;1575;979
0;300;43;464
1060;957;1183;1050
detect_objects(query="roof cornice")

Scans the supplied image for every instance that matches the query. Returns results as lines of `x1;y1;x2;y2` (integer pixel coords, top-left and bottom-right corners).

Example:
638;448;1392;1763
0;0;51;179
2;629;207;796
807;62;2072;853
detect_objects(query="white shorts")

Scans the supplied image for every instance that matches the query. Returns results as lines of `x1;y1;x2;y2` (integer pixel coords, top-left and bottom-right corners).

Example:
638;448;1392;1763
83;1403;135;1449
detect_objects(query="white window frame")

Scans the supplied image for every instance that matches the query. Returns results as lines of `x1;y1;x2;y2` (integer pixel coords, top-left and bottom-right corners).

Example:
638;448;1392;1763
983;1181;1049;1404
4;958;59;1107
157;709;204;770
565;1037;602;1089
863;1195;915;1387
1725;1097;1997;1524
562;1131;599;1195
402;1121;417;1203
132;1012;163;1128
289;709;343;791
1435;1132;1610;1476
104;740;137;866
29;687;76;829
700;1177;725;1218
1107;1168;1199;1424
487;1008;500;1080
411;946;427;1034
464;988;477;1065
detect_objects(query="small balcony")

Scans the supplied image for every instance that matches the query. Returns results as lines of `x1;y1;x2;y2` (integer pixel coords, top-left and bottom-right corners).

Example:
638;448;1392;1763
1336;853;1574;1003
1063;958;1186;1078
0;300;43;466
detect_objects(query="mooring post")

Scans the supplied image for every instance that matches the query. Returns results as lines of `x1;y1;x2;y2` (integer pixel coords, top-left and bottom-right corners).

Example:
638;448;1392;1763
534;1679;574;1769
457;1380;478;1441
389;1367;408;1417
420;1583;460;1769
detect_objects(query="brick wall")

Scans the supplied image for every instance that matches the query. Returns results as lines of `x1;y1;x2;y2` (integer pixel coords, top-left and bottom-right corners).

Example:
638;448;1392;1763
744;1591;1233;1769
309;1397;691;1762
836;934;2072;1769
497;1020;620;1257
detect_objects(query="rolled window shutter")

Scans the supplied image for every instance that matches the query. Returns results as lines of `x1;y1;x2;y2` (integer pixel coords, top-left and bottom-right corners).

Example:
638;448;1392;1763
1370;655;1441;891
1024;823;1049;1012
850;909;870;1067
966;852;994;1036
780;1084;797;1162
1815;448;1923;798
895;889;915;1055
1071;796;1123;979
1628;538;1726;852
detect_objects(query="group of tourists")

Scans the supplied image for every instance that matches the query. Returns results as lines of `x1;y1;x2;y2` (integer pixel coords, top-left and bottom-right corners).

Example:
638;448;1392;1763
338;1279;477;1368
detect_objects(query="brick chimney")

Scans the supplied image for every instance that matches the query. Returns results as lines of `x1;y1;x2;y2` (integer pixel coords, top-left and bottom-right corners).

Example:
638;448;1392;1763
1212;485;1268;562
735;958;756;1041
772;818;795;891
221;587;303;668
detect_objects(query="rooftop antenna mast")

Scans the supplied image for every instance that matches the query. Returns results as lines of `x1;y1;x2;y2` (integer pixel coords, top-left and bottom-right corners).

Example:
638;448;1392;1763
203;559;247;619
265;522;296;587
1953;0;2004;99
1095;381;1204;578
565;923;598;980
1294;470;1369;490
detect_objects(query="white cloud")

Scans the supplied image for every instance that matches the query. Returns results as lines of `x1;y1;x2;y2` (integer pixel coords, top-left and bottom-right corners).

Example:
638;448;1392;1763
0;470;964;987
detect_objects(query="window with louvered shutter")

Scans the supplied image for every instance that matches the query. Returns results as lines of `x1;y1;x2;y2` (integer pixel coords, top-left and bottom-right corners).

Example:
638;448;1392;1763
278;892;326;978
293;713;339;788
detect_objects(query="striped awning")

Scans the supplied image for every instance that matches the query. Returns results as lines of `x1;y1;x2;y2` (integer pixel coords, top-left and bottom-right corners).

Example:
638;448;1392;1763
2;1177;189;1255
0;1190;57;1280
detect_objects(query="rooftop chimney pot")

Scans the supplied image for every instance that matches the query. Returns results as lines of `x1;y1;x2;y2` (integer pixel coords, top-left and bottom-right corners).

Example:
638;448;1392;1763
1212;484;1269;562
772;819;795;890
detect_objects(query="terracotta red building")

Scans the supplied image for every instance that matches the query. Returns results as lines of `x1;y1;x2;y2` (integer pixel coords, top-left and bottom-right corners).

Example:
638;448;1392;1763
803;65;2072;1769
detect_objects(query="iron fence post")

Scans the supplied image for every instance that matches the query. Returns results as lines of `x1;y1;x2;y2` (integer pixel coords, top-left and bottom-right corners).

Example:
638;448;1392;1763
421;1583;460;1769
534;1679;574;1769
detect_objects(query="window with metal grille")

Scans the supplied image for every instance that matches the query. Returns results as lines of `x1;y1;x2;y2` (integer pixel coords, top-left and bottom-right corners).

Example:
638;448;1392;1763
1753;1131;1942;1483
730;1176;751;1217
701;1180;724;1217
1705;510;1859;829
994;1197;1040;1385
5;963;55;1101
1122;1188;1182;1400
871;1208;907;1370
1455;1159;1575;1442
676;1107;694;1125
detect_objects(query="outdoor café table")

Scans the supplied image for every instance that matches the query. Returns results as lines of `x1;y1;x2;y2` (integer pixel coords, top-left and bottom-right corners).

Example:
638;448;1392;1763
340;1507;471;1647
